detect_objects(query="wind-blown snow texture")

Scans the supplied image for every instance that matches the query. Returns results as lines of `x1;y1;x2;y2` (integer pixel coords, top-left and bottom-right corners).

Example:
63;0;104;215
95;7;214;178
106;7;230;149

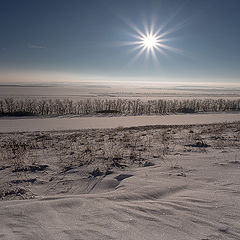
0;123;240;240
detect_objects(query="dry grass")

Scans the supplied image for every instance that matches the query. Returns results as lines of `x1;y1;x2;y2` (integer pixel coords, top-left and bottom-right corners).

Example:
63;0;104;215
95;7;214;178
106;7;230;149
0;121;239;200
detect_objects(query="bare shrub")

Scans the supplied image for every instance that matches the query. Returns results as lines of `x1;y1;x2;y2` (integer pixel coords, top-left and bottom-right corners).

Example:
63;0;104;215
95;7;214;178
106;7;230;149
80;143;96;165
102;141;124;168
0;184;34;200
1;97;240;116
7;138;28;175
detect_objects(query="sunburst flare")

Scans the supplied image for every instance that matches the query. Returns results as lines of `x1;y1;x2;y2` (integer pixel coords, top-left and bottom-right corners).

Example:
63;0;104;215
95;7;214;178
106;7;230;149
121;19;184;64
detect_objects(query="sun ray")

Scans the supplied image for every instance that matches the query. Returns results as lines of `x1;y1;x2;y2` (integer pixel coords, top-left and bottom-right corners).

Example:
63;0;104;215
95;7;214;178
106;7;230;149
117;40;143;47
154;45;167;56
127;32;145;40
151;48;160;65
143;21;150;36
127;44;145;55
156;43;184;55
157;20;187;39
127;22;146;39
129;46;147;65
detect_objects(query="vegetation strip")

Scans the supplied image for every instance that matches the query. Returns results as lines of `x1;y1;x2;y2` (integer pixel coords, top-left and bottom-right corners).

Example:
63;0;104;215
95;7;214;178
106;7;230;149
1;98;240;116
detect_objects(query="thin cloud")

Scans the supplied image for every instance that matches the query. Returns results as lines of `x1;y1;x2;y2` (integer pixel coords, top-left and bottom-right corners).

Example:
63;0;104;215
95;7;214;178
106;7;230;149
28;44;47;49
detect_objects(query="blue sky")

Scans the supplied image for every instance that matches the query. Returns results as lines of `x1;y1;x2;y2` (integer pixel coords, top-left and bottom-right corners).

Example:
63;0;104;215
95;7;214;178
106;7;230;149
0;0;240;83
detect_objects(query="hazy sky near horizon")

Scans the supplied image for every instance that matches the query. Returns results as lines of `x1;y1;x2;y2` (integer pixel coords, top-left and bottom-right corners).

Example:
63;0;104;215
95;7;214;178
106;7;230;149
0;0;240;84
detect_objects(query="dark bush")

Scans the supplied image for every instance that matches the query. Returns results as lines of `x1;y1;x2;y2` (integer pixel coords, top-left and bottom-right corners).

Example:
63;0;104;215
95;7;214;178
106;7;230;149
0;98;240;116
0;111;37;117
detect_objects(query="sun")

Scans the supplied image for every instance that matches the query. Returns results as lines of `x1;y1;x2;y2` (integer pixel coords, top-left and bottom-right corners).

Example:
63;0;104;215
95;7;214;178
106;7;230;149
143;34;157;48
120;19;184;64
